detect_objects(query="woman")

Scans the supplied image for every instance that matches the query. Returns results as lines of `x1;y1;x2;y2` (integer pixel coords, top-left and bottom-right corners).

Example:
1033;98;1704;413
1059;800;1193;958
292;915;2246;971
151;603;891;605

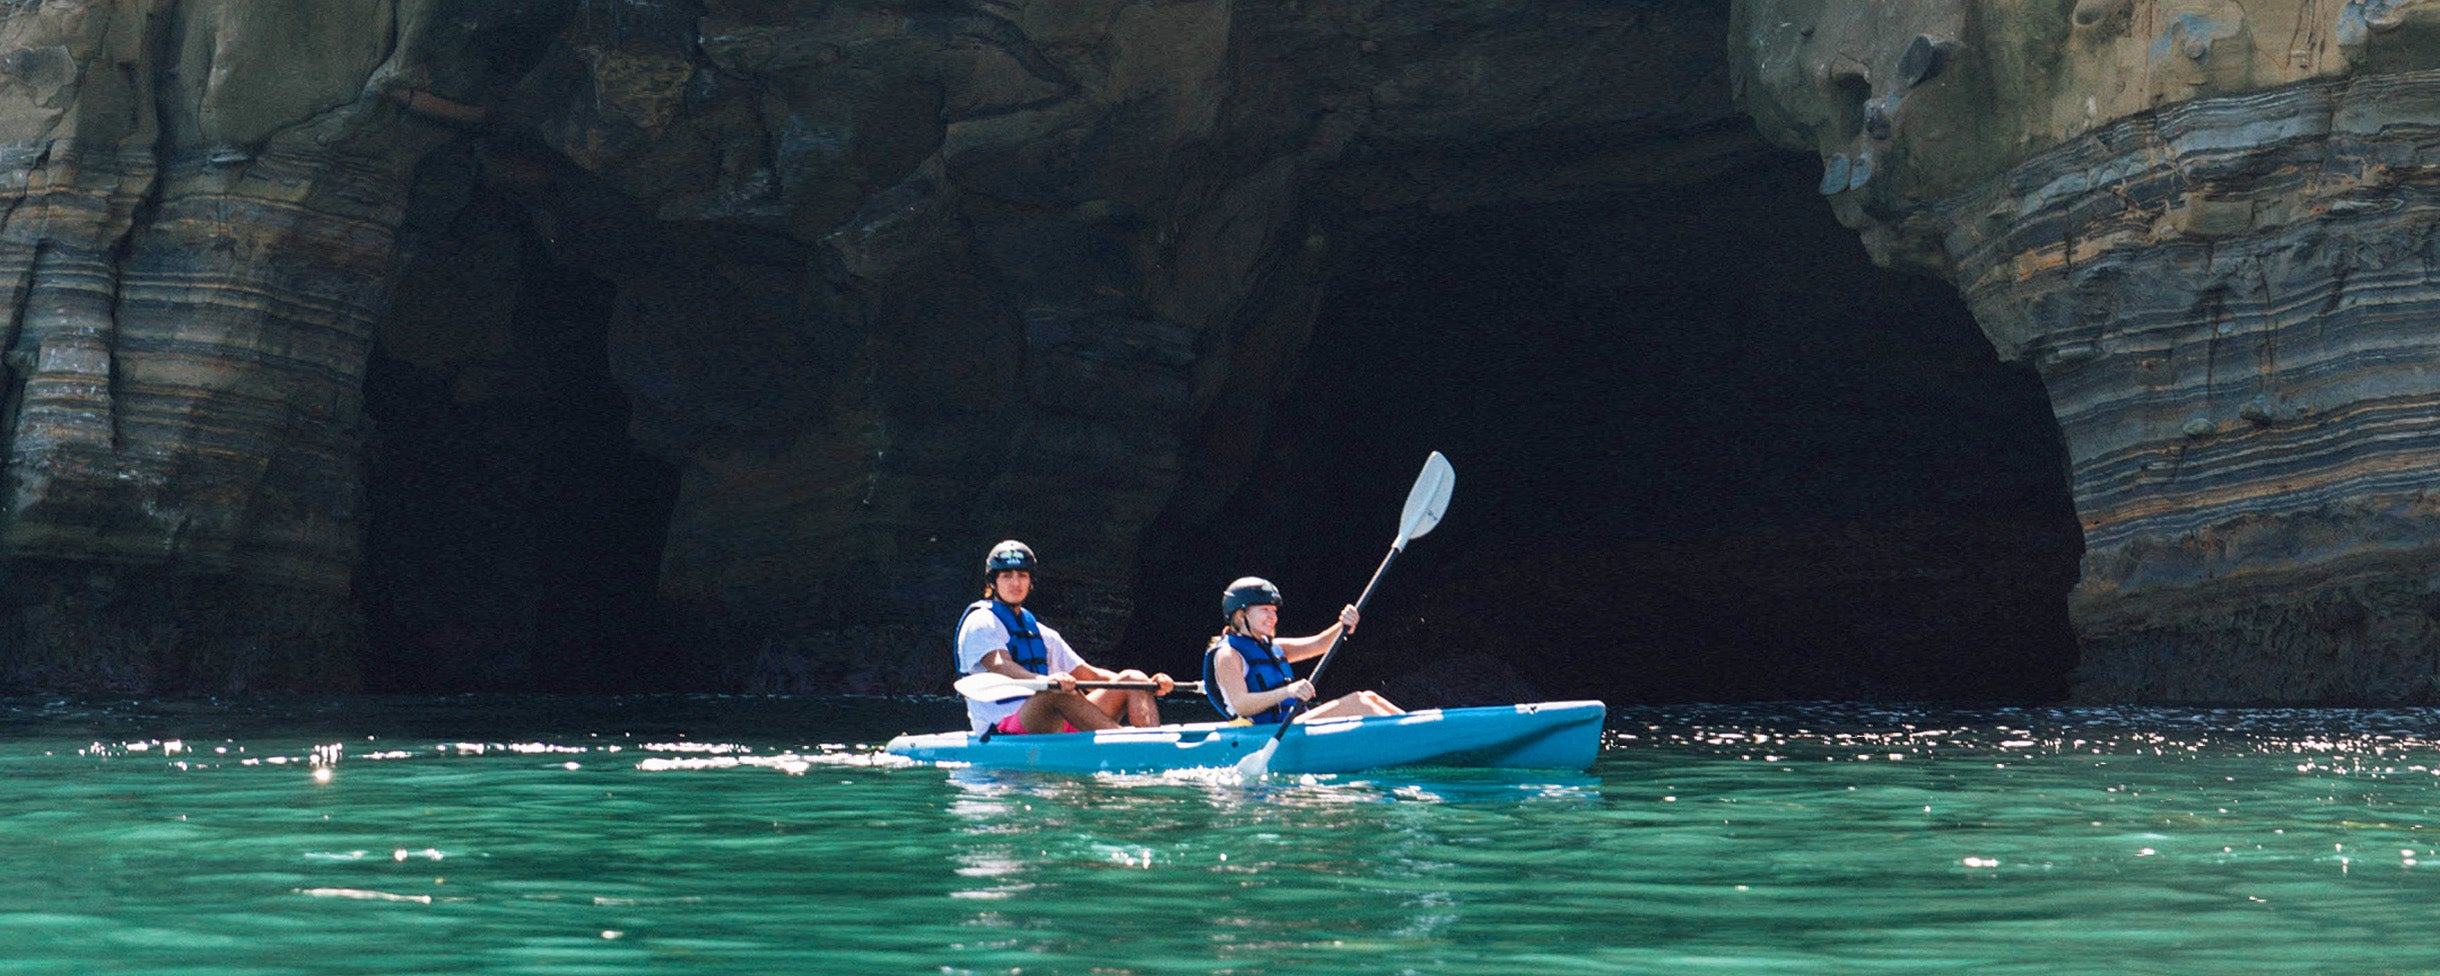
1201;576;1402;723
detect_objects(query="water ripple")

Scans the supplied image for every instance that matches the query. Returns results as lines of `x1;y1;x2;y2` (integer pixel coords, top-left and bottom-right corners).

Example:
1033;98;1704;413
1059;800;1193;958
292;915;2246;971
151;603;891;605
5;695;2440;974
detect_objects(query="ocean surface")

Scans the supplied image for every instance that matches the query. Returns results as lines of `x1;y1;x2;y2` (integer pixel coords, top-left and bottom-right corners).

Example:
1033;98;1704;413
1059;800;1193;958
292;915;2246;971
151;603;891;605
8;695;2440;975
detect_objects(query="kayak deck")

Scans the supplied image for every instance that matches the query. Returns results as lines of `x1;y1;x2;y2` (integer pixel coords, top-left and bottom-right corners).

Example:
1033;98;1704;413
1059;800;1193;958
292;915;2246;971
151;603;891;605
883;700;1606;775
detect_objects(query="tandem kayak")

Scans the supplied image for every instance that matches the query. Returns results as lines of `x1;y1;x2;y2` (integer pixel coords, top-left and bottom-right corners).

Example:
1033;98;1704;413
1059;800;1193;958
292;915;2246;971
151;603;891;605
882;700;1606;775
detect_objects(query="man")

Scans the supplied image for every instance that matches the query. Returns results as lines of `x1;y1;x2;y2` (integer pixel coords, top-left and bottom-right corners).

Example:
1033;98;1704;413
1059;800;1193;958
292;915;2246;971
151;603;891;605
1202;576;1403;724
956;540;1174;736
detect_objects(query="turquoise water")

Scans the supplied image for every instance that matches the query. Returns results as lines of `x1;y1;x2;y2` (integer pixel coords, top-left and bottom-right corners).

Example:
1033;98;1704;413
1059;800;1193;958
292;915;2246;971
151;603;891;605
8;697;2440;975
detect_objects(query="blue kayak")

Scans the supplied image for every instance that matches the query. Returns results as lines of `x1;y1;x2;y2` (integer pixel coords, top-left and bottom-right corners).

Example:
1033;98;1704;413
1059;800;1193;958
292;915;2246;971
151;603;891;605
883;700;1606;775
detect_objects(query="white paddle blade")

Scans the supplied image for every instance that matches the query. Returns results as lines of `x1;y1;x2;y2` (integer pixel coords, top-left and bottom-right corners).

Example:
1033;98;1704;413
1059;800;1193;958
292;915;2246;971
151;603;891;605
1395;451;1455;545
954;674;1198;701
952;672;1048;702
1233;735;1279;780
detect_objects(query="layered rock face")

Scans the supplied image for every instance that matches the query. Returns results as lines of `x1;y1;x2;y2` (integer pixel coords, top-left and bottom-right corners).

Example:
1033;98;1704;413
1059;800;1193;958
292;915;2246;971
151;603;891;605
0;2;505;689
1736;1;2440;701
0;1;1792;693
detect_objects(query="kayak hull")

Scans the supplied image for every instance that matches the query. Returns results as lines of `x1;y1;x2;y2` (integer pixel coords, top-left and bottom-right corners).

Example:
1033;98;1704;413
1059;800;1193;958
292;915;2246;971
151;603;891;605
882;700;1606;775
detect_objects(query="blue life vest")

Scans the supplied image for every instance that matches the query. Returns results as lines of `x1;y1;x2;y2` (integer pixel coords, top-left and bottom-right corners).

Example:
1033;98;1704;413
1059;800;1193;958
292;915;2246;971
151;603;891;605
1203;633;1297;724
959;599;1048;675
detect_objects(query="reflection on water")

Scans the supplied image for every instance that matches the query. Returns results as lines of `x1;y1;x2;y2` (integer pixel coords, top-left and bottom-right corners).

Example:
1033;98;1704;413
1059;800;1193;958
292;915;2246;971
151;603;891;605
10;697;2440;974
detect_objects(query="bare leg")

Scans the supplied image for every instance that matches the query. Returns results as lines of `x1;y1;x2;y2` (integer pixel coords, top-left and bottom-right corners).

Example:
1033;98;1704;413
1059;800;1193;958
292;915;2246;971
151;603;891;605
1086;689;1160;726
1086;669;1162;726
1293;690;1403;722
1015;690;1120;733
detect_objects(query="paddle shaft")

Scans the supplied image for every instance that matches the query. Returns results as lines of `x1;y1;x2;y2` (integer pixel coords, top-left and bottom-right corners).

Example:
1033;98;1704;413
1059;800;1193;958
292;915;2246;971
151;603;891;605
1303;546;1399;693
967;675;1201;695
1268;542;1401;739
1069;679;1201;693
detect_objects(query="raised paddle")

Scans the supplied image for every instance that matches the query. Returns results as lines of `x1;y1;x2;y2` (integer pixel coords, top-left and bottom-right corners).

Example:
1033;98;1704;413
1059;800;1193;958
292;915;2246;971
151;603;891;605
1235;450;1455;779
953;671;1203;704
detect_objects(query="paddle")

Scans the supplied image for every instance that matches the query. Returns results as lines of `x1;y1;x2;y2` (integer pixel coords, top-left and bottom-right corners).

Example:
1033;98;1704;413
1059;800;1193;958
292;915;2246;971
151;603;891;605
953;671;1203;704
1235;451;1455;779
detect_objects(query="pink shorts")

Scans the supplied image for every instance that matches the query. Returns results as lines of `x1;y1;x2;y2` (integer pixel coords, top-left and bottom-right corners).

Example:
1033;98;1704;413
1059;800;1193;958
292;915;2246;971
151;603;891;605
995;714;1080;735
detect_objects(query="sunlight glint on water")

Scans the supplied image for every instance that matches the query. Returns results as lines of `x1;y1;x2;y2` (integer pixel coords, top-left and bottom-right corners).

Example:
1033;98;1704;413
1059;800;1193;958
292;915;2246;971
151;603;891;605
4;697;2440;974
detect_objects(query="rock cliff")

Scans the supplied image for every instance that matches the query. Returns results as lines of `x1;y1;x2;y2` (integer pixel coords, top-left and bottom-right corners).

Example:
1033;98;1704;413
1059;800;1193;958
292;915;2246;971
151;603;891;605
0;1;478;688
3;0;2353;703
1734;0;2440;701
0;0;1800;695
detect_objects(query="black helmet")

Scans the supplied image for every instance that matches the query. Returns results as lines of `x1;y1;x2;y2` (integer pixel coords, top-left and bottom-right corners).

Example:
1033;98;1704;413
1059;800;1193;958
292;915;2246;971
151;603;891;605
985;540;1036;575
1222;577;1282;619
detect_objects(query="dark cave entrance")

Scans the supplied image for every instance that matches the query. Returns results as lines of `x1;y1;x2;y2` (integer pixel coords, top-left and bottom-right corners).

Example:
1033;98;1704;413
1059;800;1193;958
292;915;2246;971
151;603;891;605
1127;151;2085;704
359;150;681;693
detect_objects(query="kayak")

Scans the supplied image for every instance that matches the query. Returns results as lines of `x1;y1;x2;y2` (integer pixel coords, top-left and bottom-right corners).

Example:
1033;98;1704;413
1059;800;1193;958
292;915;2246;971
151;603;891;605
882;700;1606;775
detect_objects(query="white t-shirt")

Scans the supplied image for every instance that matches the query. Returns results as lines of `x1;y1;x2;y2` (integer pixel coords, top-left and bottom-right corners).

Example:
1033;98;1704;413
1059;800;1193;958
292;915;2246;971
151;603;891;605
956;603;1086;733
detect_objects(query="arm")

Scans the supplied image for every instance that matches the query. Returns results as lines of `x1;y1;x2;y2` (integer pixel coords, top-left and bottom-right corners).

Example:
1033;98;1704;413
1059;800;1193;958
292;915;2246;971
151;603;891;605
1067;660;1117;682
1066;659;1174;695
964;614;1080;690
1041;630;1174;694
1274;604;1360;663
1212;645;1313;718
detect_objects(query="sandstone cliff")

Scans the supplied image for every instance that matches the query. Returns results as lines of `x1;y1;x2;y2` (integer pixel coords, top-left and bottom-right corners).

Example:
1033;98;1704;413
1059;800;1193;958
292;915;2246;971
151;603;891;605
0;0;2378;704
0;0;1784;694
1734;0;2440;701
0;1;474;688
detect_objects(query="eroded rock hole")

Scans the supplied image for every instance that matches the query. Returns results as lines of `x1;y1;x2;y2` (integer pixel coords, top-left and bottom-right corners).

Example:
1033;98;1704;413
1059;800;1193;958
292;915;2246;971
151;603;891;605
361;146;680;692
1128;152;2083;704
